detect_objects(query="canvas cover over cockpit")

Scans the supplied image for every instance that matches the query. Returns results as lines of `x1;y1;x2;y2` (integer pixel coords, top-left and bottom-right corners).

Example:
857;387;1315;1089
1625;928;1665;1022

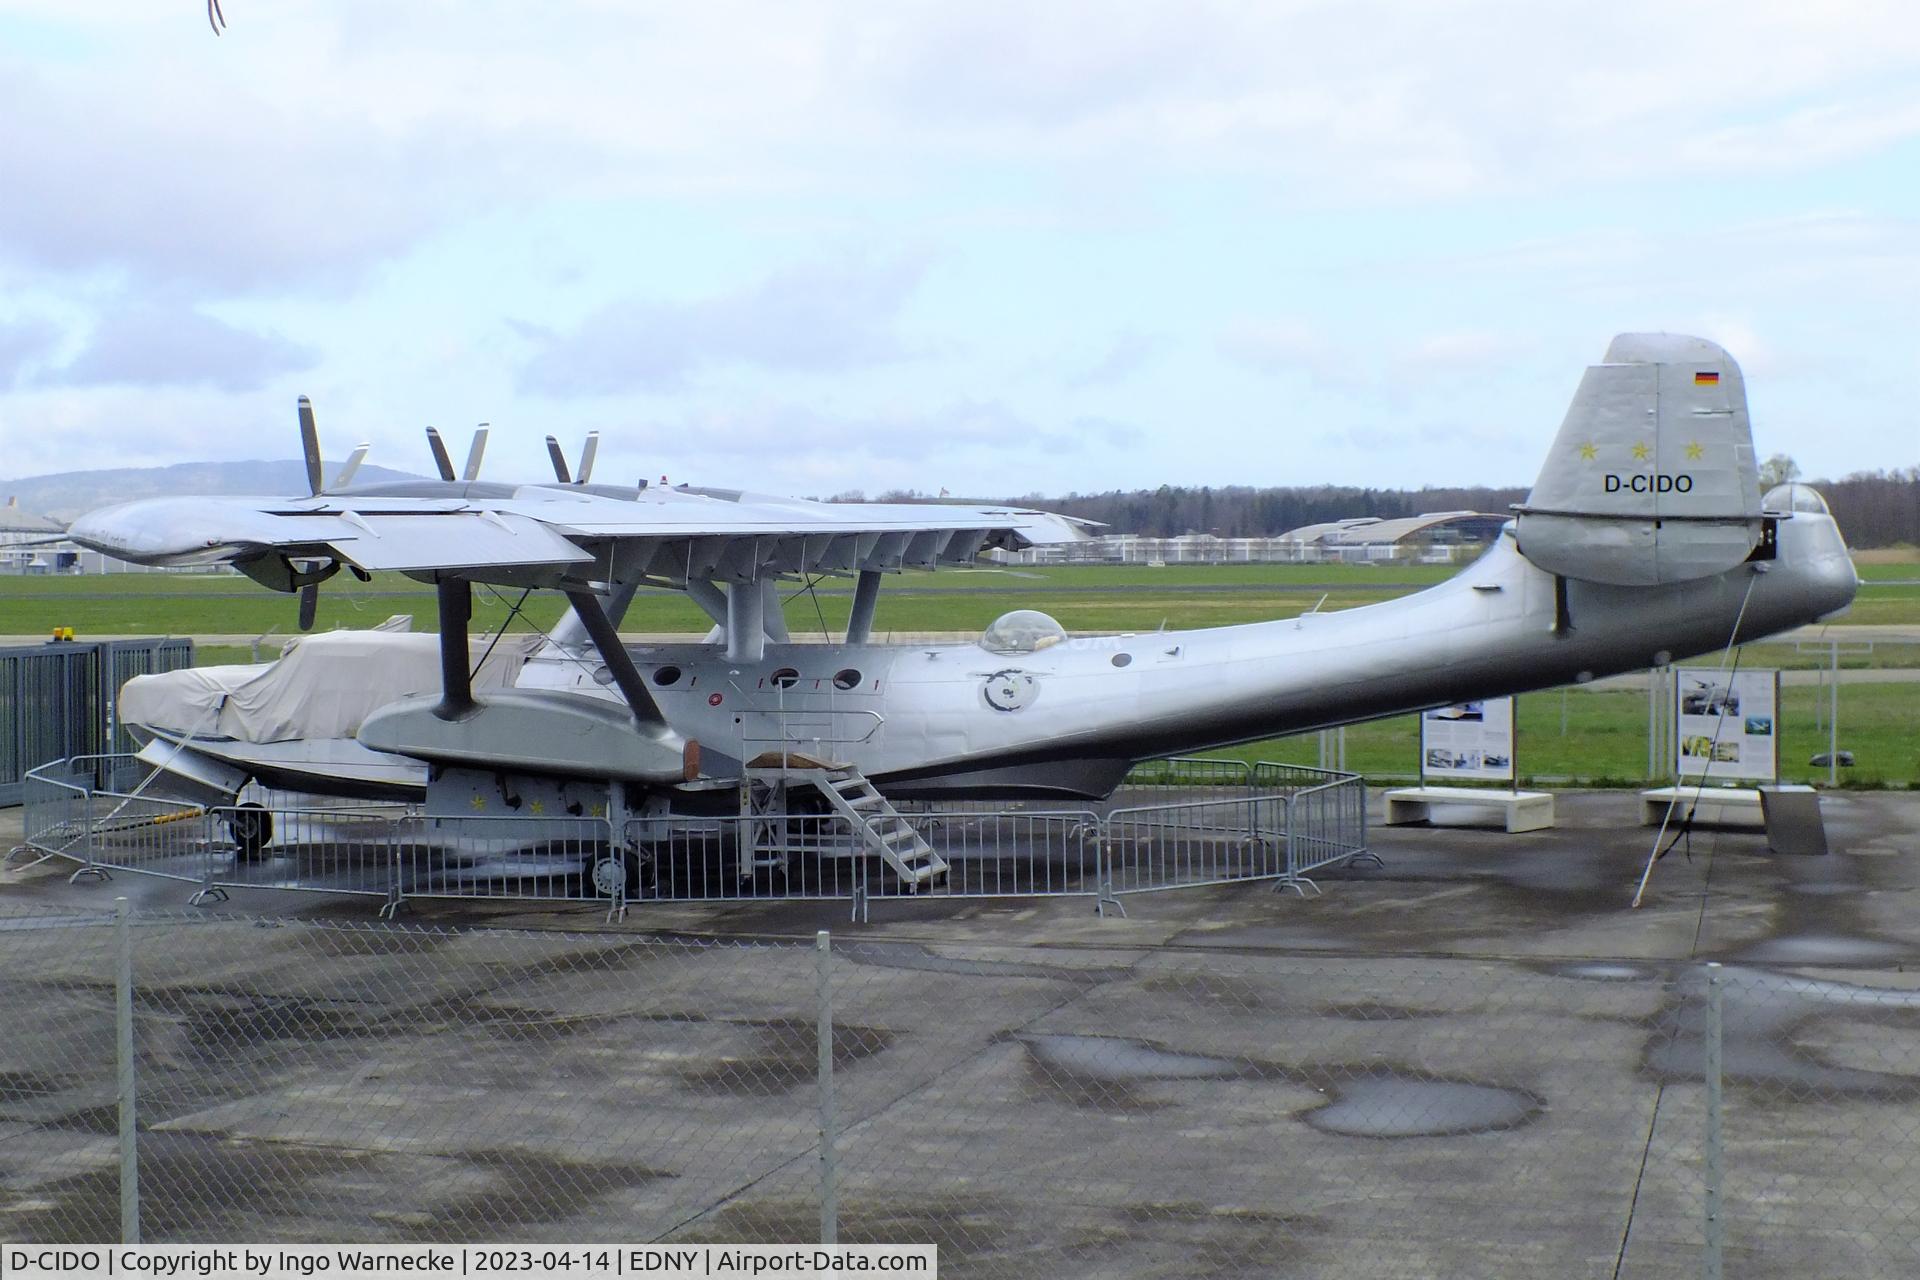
119;629;542;744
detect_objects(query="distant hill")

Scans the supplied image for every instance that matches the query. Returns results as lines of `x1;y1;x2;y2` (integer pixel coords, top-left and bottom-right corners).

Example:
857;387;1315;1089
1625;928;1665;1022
0;461;429;523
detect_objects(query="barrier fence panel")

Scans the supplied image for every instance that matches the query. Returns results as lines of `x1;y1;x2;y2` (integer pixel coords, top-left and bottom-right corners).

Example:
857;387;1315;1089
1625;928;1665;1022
0;639;193;806
1;645;96;807
99;639;195;765
21;754;1370;913
900;809;1103;898
1102;795;1288;894
1107;755;1253;806
1284;772;1373;882
8;910;1920;1274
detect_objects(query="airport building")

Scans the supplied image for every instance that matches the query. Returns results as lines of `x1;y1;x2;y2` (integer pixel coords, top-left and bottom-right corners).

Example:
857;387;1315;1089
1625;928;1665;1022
1003;510;1509;565
0;498;69;574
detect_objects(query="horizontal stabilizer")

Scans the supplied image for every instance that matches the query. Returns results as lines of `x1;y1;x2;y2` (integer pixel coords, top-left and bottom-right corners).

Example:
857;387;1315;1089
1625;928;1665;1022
1513;333;1762;586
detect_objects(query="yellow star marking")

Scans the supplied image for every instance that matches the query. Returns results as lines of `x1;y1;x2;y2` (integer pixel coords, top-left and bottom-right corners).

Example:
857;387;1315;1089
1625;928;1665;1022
589;803;607;818
1685;441;1705;461
1631;441;1651;461
469;795;487;812
1576;442;1598;462
528;799;546;815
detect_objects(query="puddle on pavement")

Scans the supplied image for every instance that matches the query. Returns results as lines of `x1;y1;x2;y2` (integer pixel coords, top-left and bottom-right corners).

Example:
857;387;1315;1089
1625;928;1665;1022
1021;1034;1241;1082
1019;1035;1542;1138
1733;934;1909;965
1553;961;1658;982
1645;965;1920;1098
396;1150;671;1238
1304;1077;1540;1138
678;1019;896;1095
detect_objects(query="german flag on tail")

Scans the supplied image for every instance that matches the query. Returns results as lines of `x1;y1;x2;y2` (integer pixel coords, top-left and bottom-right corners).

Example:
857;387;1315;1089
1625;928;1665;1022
1694;370;1720;386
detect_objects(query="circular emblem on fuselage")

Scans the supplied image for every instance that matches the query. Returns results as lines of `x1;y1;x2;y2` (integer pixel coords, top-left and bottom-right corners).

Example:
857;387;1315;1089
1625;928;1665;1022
983;669;1039;712
708;692;724;707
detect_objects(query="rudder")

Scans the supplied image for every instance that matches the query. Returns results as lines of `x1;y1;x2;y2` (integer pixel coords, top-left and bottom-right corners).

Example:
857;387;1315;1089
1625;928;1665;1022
1513;333;1762;586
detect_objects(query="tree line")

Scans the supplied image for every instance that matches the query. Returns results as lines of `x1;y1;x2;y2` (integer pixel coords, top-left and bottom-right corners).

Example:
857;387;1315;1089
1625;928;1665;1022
859;466;1919;547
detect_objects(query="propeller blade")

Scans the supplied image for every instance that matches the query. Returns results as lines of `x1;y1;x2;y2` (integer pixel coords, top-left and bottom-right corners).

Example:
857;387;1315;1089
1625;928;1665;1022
545;435;571;484
462;425;489;481
331;443;369;489
297;396;324;496
298;583;319;632
425;427;456;481
575;431;599;485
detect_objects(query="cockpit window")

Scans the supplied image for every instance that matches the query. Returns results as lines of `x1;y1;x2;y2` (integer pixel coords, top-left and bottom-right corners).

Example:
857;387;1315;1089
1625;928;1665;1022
1764;483;1829;515
981;610;1067;654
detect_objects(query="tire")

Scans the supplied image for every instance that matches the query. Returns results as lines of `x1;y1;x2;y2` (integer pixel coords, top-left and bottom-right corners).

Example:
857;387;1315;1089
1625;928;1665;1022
227;803;273;862
590;849;646;899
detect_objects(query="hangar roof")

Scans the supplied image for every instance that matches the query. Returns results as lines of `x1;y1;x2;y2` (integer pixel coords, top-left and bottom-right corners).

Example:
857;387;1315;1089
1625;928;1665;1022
0;499;63;534
1279;511;1508;547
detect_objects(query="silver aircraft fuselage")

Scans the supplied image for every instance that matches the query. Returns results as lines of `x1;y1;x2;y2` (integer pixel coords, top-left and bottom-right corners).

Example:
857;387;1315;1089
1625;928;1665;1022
504;510;1856;799
87;334;1861;806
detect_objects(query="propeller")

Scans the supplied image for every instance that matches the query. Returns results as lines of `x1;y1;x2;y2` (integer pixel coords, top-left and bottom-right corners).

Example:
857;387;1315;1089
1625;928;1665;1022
332;444;370;489
297;396;324;496
462;425;489;481
544;431;600;485
424;426;456;481
288;396;375;631
426;425;491;482
294;397;328;629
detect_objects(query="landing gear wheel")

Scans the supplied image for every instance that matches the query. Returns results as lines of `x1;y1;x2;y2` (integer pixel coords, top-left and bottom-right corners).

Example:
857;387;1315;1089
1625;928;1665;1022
227;803;273;862
591;850;645;899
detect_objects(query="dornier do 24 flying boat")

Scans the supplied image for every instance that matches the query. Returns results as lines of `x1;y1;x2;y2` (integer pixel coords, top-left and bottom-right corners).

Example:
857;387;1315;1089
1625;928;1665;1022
67;334;1857;881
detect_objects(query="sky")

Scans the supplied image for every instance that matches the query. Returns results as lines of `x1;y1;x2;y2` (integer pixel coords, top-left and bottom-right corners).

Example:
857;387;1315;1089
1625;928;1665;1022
1;0;1917;500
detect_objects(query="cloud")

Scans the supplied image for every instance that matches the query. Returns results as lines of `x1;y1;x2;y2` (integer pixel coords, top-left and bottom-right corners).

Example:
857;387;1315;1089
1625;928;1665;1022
1066;330;1163;387
55;304;318;392
1216;321;1362;390
0;62;479;293
845;1;1920;197
609;396;1152;493
0;315;61;387
518;254;930;395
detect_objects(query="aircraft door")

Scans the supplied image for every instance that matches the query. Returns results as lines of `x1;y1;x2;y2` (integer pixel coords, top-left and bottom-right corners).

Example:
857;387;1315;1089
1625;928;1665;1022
729;664;885;765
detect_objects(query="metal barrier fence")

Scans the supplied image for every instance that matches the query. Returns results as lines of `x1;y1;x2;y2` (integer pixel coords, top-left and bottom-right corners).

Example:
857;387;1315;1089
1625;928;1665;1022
0;638;193;805
4;903;1918;1276
17;755;1371;917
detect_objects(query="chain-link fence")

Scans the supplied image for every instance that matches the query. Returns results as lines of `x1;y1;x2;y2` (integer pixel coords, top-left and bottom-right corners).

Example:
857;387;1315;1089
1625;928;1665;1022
4;903;1918;1276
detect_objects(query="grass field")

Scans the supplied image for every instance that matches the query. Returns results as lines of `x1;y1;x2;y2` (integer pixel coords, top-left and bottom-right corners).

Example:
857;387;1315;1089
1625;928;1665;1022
1214;683;1919;788
4;556;1917;638
5;556;1915;788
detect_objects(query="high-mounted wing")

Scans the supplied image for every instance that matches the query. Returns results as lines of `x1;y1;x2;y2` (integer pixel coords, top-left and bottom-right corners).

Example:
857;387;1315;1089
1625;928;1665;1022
64;408;1094;593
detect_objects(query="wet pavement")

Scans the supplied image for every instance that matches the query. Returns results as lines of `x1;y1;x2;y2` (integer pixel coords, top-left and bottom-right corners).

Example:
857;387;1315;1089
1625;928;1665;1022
4;790;1919;1275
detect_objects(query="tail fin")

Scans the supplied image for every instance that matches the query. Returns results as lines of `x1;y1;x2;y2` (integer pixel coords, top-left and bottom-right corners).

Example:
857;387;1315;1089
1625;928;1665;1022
1513;333;1762;586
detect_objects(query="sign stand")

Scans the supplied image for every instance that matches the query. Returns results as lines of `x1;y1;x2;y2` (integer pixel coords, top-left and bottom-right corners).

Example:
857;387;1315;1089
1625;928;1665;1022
1385;697;1555;833
1639;668;1780;826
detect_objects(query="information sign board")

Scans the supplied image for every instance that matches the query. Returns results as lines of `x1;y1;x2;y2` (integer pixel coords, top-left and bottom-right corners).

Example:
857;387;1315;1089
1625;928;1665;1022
1420;697;1515;783
1673;668;1779;783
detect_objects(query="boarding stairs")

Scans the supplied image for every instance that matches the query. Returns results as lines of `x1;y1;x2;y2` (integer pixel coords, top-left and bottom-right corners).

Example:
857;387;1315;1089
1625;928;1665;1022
740;759;948;889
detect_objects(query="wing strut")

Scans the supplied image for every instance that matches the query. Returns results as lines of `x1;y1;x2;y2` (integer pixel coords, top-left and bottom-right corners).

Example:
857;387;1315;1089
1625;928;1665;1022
565;591;670;731
434;578;477;721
